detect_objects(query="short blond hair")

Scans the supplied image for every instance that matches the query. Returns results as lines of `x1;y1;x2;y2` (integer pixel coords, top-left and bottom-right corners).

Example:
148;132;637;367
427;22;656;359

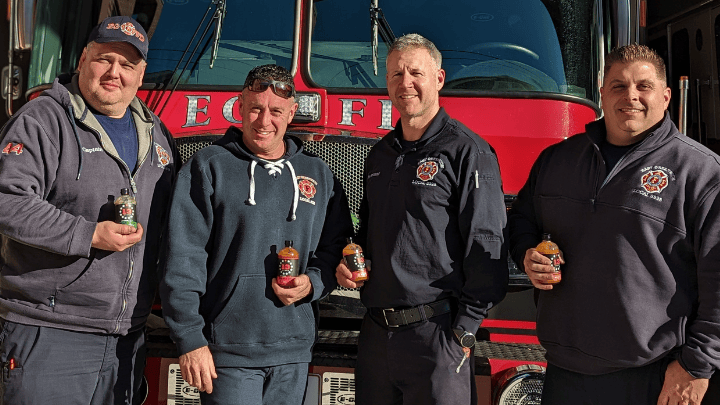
604;44;667;85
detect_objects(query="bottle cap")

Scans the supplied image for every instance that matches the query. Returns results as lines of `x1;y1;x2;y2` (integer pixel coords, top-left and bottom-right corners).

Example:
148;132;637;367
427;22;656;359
285;240;293;247
121;188;130;195
346;237;353;244
542;233;551;240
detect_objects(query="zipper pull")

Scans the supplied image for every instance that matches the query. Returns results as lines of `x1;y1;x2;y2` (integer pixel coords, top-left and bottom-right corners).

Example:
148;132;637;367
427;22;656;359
130;180;138;194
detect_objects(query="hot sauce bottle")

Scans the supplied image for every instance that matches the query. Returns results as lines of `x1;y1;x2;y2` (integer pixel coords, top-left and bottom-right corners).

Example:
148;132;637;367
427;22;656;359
277;240;299;287
343;238;368;282
536;233;561;284
114;188;137;228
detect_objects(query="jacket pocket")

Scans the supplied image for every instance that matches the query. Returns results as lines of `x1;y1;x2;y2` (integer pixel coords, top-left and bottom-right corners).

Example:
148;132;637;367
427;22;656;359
51;251;129;320
210;275;316;347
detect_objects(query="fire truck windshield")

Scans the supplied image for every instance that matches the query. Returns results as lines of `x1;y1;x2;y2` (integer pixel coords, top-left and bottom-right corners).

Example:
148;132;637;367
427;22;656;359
310;0;596;100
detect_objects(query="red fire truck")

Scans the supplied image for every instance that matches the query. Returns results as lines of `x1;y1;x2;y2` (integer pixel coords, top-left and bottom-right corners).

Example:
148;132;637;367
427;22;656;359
0;0;648;404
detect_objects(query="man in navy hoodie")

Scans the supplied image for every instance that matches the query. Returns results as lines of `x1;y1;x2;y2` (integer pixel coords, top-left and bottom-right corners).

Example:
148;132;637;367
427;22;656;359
509;44;720;404
160;64;353;405
0;16;178;405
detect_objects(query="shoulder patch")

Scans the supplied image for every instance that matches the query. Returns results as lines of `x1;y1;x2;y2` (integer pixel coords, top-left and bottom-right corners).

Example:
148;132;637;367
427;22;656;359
2;142;24;155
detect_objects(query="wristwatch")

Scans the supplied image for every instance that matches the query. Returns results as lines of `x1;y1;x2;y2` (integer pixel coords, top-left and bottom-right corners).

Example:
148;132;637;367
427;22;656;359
453;328;476;348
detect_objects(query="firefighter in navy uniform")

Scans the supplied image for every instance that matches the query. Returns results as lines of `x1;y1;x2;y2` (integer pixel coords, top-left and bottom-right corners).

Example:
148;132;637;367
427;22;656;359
336;34;508;405
509;45;720;405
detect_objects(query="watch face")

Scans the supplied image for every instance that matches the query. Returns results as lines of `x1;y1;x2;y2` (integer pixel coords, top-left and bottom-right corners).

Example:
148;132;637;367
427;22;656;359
460;333;476;348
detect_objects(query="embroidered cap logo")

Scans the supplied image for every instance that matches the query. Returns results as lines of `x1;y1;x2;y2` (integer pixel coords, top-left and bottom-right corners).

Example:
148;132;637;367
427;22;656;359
641;170;669;193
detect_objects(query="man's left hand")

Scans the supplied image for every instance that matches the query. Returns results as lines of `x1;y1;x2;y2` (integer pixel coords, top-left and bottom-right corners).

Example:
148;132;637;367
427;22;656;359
272;274;313;305
657;360;709;405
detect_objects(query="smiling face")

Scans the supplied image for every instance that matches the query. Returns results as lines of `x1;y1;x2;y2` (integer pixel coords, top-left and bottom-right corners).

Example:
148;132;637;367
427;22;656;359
386;47;445;130
77;41;146;118
601;60;670;145
239;87;298;160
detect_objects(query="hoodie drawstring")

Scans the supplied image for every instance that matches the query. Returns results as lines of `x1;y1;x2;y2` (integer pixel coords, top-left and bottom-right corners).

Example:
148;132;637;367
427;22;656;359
65;105;84;180
246;158;299;221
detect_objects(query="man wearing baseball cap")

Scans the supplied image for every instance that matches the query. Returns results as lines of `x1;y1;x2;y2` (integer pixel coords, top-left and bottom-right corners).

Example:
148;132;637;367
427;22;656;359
0;15;179;404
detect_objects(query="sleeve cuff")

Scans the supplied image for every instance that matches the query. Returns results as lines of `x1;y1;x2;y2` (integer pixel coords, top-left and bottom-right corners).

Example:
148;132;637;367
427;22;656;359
174;331;210;357
453;314;482;335
305;267;324;302
68;218;97;258
679;348;716;379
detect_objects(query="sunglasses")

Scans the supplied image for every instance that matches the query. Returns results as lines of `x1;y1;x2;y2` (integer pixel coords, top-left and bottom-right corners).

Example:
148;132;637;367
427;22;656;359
244;78;296;99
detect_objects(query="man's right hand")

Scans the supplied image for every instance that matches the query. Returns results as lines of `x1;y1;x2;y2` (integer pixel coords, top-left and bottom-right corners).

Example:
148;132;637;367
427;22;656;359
179;346;218;394
523;248;564;290
91;221;143;251
335;259;367;289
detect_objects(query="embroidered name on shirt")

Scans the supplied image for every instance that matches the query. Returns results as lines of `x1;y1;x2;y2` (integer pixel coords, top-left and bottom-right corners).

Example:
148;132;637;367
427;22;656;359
297;176;317;205
82;147;104;153
634;166;675;202
367;172;380;180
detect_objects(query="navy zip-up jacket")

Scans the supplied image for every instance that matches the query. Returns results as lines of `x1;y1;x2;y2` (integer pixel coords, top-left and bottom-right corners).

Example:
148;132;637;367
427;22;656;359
357;108;508;334
159;127;353;368
508;113;720;379
0;75;179;335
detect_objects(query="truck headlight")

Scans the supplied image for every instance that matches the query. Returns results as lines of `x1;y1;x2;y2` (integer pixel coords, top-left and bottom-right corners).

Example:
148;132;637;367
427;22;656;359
494;364;545;405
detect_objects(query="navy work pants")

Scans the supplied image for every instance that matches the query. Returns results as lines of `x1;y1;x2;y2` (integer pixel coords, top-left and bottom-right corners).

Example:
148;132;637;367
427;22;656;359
200;363;309;405
541;358;673;405
355;311;476;405
0;320;146;405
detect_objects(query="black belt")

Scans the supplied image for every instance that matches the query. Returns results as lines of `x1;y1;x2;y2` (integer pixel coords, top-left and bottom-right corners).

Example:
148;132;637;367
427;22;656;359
370;298;452;328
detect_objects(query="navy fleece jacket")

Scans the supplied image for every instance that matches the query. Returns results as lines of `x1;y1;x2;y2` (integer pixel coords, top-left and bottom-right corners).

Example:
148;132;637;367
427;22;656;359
509;114;720;378
159;127;353;367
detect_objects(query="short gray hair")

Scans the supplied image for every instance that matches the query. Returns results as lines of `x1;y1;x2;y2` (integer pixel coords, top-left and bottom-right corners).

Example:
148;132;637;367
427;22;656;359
387;33;442;69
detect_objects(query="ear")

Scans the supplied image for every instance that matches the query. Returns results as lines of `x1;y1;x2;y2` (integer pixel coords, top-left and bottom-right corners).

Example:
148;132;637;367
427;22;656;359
77;47;89;72
663;86;671;110
289;101;299;120
437;68;446;91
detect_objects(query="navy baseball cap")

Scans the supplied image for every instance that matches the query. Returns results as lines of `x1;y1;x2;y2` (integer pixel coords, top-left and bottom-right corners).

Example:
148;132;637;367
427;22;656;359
87;16;148;60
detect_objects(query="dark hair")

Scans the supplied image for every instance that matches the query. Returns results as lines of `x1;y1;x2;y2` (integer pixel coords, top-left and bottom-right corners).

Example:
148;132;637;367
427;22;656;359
604;44;667;85
243;64;293;89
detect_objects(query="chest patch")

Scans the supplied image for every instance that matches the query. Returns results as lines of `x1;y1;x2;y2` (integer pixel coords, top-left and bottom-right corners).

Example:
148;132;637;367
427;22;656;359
416;157;444;182
155;143;170;168
640;169;669;193
297;176;317;205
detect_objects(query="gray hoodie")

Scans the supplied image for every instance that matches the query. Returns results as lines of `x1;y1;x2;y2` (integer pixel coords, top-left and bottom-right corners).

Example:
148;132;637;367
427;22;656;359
0;75;178;335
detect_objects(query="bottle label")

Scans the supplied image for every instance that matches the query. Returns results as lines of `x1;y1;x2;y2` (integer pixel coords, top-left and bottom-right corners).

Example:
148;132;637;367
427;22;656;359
278;259;299;278
344;252;366;273
542;253;562;273
115;202;137;227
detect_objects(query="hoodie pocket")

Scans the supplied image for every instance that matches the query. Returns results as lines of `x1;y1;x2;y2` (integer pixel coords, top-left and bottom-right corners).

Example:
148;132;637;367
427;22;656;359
210;275;315;347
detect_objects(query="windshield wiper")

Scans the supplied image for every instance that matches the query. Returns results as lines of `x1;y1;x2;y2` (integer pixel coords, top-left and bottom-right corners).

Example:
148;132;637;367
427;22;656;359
370;1;396;75
210;0;227;69
153;0;223;116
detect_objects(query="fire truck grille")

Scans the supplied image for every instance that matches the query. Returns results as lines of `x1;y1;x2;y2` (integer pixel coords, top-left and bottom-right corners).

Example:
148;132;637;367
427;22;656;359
174;134;376;231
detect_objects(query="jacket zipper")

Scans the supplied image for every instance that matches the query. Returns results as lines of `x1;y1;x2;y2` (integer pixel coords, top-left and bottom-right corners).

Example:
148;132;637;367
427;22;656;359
79;116;155;333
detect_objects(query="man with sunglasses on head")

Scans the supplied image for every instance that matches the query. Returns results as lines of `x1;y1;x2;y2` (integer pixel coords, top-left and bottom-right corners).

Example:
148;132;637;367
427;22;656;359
160;64;353;405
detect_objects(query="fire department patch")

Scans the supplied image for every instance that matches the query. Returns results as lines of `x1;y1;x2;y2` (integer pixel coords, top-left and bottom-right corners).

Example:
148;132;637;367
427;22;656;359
2;142;24;155
417;161;439;182
297;176;317;205
640;169;669;193
155;143;170;168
